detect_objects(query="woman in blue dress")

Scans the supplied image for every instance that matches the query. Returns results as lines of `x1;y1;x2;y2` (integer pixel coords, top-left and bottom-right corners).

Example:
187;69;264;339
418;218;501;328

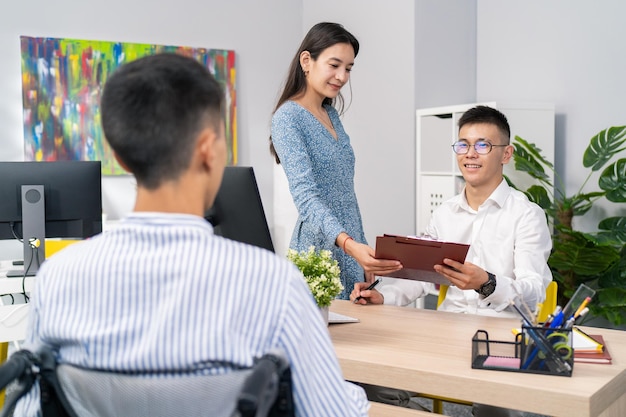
270;22;401;299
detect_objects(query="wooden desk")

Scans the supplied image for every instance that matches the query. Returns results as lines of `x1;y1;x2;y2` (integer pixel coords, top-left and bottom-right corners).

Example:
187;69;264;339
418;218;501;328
329;300;626;417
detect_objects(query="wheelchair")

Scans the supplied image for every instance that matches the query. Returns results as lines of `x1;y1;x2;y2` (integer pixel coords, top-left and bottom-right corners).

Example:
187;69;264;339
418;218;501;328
0;346;294;417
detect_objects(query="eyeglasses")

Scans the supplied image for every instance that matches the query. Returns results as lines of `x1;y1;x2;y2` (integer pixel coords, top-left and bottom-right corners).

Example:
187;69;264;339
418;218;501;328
451;141;508;155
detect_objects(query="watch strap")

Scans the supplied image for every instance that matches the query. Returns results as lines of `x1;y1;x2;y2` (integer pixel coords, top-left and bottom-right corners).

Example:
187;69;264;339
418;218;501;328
475;271;496;297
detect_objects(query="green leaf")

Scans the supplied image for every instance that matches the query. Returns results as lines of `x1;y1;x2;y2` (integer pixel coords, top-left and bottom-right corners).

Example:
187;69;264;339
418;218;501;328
513;136;554;169
597;247;626;288
599;158;626;202
513;144;551;183
549;229;620;276
583;126;626;171
598;217;626;240
570;191;605;216
592;281;626;326
524;185;552;211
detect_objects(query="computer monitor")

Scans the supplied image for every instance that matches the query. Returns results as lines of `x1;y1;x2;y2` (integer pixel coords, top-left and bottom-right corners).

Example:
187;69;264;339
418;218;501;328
205;166;274;252
0;161;102;276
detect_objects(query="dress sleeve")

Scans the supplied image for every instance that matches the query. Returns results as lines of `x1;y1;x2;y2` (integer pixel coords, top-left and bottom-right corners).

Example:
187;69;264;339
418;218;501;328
271;107;344;246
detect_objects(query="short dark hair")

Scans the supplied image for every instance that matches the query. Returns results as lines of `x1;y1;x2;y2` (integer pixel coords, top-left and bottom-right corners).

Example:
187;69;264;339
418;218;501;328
101;53;224;189
458;105;511;144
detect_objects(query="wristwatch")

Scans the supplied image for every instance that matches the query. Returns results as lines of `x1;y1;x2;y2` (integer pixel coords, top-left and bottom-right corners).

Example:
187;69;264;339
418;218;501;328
475;271;496;297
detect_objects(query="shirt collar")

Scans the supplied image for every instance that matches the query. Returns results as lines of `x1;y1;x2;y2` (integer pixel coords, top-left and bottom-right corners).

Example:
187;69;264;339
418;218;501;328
122;212;214;232
455;179;510;212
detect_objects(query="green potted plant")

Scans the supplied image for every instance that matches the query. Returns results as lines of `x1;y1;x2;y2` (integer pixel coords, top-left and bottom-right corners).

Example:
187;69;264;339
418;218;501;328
287;246;343;324
509;126;626;326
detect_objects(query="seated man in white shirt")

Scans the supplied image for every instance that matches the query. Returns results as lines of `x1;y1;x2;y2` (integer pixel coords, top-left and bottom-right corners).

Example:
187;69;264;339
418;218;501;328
14;53;368;417
351;105;553;417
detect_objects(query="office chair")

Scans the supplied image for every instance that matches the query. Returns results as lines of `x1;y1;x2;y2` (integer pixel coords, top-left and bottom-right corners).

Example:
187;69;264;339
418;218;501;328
0;346;294;417
419;281;558;414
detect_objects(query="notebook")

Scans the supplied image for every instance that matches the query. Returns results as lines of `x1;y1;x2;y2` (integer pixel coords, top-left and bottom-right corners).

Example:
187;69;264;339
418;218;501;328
574;334;612;364
573;327;604;352
328;311;359;324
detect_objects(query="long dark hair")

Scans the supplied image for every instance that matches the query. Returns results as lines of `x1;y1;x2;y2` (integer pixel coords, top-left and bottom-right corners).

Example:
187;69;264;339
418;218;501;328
269;22;359;164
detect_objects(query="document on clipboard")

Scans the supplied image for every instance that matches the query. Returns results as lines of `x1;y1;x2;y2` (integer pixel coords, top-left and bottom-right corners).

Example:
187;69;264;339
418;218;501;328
374;234;470;285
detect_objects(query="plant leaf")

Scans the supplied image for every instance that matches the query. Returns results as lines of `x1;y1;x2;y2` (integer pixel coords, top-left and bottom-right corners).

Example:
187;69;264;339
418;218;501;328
583;126;626;171
549;228;620;276
599;158;626;202
512;143;551;183
513;136;554;169
570;191;605;216
598;216;626;243
524;185;552;211
597;246;626;288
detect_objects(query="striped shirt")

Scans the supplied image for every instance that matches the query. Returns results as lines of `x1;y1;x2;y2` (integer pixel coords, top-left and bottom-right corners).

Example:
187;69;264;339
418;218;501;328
15;212;368;416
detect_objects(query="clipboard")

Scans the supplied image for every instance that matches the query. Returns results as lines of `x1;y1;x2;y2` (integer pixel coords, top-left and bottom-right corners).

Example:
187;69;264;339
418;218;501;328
374;234;470;285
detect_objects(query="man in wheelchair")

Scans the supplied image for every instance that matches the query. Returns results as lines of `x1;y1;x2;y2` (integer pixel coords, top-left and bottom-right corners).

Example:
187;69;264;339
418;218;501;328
5;53;368;417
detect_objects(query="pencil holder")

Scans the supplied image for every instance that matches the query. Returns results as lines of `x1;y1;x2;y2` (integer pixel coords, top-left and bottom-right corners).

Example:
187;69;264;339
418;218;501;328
471;326;573;377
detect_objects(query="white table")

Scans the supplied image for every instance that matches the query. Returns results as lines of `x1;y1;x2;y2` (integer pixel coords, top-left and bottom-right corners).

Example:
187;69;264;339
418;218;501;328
0;260;33;343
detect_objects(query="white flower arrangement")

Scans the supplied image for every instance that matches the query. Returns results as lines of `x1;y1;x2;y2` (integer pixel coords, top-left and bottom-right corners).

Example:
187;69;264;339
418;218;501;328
287;246;343;307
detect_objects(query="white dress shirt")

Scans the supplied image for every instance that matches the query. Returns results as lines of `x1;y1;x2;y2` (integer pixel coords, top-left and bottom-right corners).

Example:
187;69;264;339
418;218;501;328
379;180;552;318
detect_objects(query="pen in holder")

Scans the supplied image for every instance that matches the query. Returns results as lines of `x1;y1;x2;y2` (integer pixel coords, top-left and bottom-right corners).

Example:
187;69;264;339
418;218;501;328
561;284;596;322
471;326;573;377
510;299;573;375
520;325;573;375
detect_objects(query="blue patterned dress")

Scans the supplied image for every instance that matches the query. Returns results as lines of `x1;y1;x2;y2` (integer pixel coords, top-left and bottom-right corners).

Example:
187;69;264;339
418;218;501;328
271;101;367;299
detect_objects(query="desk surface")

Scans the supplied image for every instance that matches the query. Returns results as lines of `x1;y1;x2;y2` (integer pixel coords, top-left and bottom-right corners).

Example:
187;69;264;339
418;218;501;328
329;300;626;417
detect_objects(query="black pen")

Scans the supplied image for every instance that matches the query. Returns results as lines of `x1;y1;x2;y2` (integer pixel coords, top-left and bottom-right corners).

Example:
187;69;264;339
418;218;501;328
353;278;381;303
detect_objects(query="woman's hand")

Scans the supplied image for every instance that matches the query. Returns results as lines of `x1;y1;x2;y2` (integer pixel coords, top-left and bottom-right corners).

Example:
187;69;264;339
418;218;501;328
344;238;402;276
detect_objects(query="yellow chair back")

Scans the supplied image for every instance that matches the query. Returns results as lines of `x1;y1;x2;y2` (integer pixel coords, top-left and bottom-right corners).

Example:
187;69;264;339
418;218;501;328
536;281;558;323
437;281;558;322
45;239;81;258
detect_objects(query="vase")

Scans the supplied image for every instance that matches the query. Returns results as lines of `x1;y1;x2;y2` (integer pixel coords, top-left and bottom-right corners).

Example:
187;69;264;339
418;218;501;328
319;306;329;326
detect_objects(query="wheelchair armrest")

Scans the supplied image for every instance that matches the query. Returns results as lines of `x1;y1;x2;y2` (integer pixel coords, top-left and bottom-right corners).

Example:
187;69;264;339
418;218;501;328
238;351;293;417
0;350;40;417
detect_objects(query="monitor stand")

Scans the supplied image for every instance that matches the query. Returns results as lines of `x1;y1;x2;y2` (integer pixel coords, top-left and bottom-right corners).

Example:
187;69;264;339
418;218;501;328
6;185;46;278
6;268;37;277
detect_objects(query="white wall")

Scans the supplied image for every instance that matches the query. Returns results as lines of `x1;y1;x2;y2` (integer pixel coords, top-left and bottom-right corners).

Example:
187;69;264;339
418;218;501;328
415;1;477;109
477;0;626;231
2;1;624;260
0;0;299;258
299;0;417;246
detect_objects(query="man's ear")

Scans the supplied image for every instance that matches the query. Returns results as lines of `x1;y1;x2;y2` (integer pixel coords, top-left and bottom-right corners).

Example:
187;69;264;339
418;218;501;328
501;144;514;165
197;127;217;169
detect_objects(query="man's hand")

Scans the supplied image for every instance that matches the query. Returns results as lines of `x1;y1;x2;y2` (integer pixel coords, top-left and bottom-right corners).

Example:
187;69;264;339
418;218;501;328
433;259;489;290
350;281;384;305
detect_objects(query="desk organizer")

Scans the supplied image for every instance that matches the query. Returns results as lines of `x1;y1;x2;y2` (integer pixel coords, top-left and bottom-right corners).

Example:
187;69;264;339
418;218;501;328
471;326;573;377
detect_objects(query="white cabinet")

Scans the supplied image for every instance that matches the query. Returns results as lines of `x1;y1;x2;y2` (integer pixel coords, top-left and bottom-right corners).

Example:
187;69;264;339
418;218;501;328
415;102;555;234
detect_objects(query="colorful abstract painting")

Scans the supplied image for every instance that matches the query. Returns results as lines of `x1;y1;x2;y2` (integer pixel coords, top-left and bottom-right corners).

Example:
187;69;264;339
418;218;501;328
20;36;237;175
